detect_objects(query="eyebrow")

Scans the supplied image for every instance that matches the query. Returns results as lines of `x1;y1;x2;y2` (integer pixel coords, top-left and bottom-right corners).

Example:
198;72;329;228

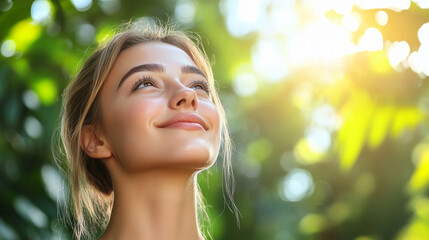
181;65;207;79
117;63;165;89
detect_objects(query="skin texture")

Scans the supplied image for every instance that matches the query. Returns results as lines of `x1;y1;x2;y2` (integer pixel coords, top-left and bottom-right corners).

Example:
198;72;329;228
81;42;221;240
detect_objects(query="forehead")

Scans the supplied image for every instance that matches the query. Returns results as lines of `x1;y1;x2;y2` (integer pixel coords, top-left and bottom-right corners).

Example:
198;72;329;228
113;41;196;72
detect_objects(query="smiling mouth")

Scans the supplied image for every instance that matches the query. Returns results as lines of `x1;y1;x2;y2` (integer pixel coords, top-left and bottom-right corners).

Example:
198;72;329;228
157;114;208;131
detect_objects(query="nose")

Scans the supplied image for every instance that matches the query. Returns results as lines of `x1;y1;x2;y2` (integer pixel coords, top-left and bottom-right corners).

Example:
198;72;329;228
169;86;198;111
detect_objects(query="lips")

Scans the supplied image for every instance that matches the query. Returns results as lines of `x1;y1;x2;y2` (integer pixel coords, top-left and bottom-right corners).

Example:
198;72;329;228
157;114;208;130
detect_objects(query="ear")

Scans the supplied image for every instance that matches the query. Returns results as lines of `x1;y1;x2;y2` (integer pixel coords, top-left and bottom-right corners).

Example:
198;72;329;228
81;125;112;159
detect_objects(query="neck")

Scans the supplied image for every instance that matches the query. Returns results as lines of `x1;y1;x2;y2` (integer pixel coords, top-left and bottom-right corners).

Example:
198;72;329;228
99;168;204;240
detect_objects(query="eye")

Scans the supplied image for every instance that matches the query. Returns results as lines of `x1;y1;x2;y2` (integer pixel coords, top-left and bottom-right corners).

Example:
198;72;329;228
190;80;210;94
132;77;157;91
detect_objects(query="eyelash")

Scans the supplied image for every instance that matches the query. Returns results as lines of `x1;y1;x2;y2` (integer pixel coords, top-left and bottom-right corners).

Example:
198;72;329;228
132;76;157;91
190;80;211;94
132;77;211;94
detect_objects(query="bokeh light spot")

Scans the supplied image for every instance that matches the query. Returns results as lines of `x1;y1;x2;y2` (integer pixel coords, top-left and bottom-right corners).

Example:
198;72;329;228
32;78;57;105
175;0;195;24
9;19;42;52
252;39;288;82
72;0;92;11
222;0;264;37
24;116;43;139
98;0;121;15
22;90;40;110
294;138;326;165
41;165;62;201
408;51;425;75
31;0;51;23
418;22;429;44
299;213;326;234
233;71;258;96
375;10;388;26
1;40;16;57
312;104;340;131
417;44;429;75
266;1;297;35
0;0;13;12
77;23;96;45
14;197;48;228
288;20;357;65
305;125;332;153
280;151;298;171
0;218;17;240
388;41;410;68
279;168;314;202
359;28;384;51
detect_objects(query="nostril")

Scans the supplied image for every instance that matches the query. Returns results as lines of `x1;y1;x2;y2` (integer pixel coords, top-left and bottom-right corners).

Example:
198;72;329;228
177;99;185;106
171;89;198;109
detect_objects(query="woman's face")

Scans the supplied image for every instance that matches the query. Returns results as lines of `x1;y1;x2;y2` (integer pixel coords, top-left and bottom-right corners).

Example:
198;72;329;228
98;42;221;172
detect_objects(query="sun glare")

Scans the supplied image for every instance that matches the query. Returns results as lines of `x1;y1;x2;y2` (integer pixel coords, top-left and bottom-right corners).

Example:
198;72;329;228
388;41;410;69
221;0;429;84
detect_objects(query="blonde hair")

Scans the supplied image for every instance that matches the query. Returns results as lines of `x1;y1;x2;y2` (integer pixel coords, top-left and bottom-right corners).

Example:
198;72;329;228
55;19;239;239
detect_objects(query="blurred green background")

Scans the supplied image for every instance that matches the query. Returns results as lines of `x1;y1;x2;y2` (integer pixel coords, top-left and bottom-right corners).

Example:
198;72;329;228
1;0;429;239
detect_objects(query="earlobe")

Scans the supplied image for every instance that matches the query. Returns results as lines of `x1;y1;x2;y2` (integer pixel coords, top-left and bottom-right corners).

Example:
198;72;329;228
81;125;112;159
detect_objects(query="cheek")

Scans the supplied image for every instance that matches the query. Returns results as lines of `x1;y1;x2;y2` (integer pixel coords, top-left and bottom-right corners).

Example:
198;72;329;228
110;98;159;134
205;101;221;133
200;101;222;152
103;97;163;164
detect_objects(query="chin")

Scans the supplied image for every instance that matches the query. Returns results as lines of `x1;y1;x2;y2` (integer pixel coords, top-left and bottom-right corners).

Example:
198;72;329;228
117;138;220;172
162;137;218;166
169;147;218;171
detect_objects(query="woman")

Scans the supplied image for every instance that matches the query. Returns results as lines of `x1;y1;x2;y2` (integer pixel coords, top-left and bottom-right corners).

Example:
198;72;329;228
57;20;239;240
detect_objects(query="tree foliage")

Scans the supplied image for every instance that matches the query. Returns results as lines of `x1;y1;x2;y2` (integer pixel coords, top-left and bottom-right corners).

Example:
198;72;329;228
1;0;429;239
